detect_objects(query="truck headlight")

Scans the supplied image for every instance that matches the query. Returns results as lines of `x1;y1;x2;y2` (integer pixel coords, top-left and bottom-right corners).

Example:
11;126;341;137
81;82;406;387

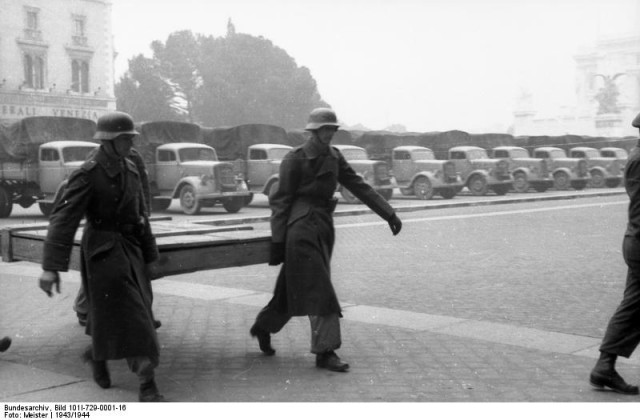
200;174;212;185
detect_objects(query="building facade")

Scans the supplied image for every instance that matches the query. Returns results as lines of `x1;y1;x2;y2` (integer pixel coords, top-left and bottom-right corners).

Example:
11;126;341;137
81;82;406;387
513;2;640;138
0;0;115;123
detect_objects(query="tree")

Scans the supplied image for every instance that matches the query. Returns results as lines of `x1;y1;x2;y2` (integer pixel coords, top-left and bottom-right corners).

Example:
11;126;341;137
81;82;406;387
196;33;328;128
115;54;183;122
115;28;329;129
151;31;203;122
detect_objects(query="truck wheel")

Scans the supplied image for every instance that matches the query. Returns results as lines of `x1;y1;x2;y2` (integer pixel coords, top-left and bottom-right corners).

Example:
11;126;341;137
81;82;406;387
413;176;434;200
151;198;172;212
379;189;393;201
243;193;254;206
223;197;244;213
553;172;570;190
467;174;488;196
439;187;456;199
512;173;529;193
589;169;605;188
605;178;621;188
341;188;360;204
0;187;13;218
179;185;202;215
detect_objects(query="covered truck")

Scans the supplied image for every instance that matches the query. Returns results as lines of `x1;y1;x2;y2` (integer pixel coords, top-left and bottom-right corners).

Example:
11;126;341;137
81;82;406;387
0;116;98;217
136;121;250;215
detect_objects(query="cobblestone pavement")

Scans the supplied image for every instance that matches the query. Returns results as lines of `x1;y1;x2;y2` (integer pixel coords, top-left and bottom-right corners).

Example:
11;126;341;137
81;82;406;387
1;191;639;405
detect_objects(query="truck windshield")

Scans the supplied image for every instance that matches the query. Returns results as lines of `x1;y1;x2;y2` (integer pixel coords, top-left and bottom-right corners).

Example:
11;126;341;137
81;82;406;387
179;148;218;162
62;146;98;162
341;148;368;160
412;150;435;160
268;148;291;160
509;148;529;158
467;149;489;159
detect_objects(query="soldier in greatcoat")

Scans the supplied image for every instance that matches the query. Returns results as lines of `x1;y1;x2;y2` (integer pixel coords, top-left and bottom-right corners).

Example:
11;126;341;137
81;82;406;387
38;111;164;402
589;113;640;395
249;108;403;372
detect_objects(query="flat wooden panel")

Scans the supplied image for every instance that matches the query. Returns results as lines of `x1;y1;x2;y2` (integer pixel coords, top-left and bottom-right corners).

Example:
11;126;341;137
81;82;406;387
2;220;271;277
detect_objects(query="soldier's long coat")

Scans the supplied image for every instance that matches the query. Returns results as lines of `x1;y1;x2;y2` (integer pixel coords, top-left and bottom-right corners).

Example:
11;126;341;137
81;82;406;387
42;146;159;361
268;139;395;316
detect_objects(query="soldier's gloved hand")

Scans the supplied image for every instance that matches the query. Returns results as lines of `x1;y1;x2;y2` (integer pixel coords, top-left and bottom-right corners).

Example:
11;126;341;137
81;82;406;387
388;213;402;236
39;270;61;297
269;242;285;266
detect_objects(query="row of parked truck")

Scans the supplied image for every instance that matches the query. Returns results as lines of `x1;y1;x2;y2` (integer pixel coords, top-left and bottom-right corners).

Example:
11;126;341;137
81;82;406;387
0;116;629;218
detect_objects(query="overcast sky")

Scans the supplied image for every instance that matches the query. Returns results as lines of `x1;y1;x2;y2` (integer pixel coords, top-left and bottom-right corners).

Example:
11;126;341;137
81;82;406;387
111;0;639;133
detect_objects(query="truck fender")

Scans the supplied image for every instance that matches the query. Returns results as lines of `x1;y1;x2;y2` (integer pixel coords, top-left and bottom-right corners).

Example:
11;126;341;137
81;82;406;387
465;170;489;185
410;172;437;186
511;167;532;178
552;168;571;178
262;174;281;195
171;177;201;198
589;165;607;176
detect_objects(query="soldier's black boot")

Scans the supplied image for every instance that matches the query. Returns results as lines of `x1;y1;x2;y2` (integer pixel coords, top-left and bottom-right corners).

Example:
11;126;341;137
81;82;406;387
316;351;349;372
139;379;165;402
0;336;11;352
82;346;111;389
590;352;639;395
249;325;275;356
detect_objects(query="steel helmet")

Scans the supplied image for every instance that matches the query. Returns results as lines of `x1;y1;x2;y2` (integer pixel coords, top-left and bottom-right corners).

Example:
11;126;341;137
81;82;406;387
305;108;340;131
633;112;640;128
94;111;139;140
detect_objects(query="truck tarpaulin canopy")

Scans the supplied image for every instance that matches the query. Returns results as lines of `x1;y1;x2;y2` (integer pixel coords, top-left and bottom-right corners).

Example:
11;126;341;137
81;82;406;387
468;133;515;150
0;117;96;161
202;124;289;160
354;131;425;162
135;121;202;163
415;130;471;160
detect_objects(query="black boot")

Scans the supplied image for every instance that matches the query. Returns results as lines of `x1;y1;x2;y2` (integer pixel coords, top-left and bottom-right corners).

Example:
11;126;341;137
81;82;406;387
249;325;275;356
316;351;349;372
139;379;165;402
0;336;11;352
590;352;639;395
81;346;111;389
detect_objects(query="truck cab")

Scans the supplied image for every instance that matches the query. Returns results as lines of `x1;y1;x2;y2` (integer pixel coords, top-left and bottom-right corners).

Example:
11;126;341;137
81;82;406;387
391;146;463;199
36;141;99;215
241;144;292;203
568;146;622;188
333;144;395;203
532;147;590;190
448;146;512;196
490;146;553;193
149;142;250;215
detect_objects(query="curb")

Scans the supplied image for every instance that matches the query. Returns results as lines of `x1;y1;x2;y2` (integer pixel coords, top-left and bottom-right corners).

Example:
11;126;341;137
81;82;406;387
192;189;627;227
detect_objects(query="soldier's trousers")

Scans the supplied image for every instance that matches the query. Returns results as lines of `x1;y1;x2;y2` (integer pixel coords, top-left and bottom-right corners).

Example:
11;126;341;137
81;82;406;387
600;236;640;358
253;306;341;354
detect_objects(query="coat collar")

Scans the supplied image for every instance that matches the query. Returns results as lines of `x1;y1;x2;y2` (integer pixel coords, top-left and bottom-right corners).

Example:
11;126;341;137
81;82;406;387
302;137;338;159
94;147;138;178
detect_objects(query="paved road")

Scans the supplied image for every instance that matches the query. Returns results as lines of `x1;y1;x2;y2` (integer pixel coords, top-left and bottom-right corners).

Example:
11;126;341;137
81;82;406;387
1;189;639;406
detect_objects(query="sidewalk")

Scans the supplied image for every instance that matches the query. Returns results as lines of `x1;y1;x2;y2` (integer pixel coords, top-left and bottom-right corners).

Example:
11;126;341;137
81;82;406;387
1;189;638;403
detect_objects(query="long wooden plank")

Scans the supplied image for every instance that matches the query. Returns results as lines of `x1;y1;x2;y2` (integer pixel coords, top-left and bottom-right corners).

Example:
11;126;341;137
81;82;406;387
1;220;271;277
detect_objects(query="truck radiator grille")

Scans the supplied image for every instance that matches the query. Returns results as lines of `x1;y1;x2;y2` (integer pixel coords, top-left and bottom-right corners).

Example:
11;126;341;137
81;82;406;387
216;164;237;188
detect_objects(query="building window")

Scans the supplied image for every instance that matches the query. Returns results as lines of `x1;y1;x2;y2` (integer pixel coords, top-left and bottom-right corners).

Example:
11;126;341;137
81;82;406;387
71;59;90;93
72;15;87;46
24;53;45;89
24;7;41;40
